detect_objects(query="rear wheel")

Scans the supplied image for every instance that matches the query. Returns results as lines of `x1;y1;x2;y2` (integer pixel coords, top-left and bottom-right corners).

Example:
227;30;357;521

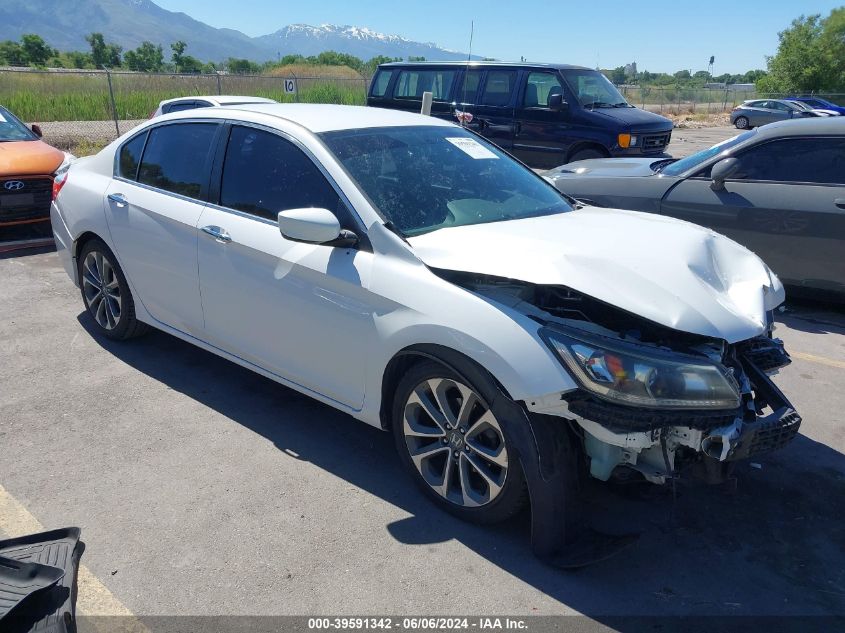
78;238;148;340
392;360;527;524
734;116;750;129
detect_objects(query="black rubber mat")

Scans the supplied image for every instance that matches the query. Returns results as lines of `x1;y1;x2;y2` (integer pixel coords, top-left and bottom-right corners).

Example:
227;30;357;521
0;528;83;633
0;557;64;619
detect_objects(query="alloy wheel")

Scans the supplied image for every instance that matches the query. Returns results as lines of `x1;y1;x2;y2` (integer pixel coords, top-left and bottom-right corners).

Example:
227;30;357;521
402;377;509;507
82;251;122;330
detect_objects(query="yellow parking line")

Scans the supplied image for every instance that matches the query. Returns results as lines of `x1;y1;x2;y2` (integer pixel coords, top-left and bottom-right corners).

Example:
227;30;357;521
792;351;845;370
0;484;150;632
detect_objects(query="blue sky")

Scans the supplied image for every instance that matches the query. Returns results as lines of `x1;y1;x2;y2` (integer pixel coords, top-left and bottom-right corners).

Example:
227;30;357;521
155;0;843;73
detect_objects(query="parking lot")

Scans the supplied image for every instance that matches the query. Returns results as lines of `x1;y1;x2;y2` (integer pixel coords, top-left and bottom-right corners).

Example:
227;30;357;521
1;248;844;623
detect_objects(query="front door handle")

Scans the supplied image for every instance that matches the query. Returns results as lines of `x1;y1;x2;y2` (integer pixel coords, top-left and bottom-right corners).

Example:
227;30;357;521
201;225;232;243
835;198;845;209
107;193;127;207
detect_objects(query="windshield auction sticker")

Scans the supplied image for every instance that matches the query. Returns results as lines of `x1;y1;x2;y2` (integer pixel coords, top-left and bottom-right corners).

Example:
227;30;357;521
446;137;499;159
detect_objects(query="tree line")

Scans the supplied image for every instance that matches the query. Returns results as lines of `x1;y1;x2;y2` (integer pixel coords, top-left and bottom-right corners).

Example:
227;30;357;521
0;32;406;75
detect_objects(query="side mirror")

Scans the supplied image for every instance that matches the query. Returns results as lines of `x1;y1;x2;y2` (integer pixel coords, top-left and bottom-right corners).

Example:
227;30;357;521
278;207;357;246
710;157;740;191
31;124;43;138
548;93;567;112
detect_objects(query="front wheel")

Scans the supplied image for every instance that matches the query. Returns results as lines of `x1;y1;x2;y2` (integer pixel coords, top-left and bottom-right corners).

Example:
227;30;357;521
392;360;527;524
734;116;750;129
568;148;607;163
78;238;148;340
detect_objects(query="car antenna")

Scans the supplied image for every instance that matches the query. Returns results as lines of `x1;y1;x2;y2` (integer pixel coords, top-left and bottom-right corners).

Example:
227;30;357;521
459;21;474;128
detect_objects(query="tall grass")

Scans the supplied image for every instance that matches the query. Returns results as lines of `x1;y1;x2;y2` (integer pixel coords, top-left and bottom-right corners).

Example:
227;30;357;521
1;70;368;121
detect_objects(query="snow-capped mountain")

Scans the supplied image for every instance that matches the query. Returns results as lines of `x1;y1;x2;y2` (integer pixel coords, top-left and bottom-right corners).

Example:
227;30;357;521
255;24;474;61
0;0;478;63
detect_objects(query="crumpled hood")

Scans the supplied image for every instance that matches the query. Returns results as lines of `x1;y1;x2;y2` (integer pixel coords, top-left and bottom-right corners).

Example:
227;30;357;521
408;207;785;343
0;140;64;176
547;157;662;178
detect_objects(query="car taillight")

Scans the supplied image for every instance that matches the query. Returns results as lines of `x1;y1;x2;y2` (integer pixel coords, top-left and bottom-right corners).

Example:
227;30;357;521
52;171;68;201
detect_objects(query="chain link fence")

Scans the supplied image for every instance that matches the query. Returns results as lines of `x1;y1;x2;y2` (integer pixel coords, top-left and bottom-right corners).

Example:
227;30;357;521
618;85;845;116
3;69;844;153
0;68;370;154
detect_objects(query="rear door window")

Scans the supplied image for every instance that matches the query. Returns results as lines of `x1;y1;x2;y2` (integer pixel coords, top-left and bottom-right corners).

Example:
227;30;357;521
480;70;518;107
219;125;340;221
118;132;147;180
394;69;456;101
137;123;218;199
734;137;845;184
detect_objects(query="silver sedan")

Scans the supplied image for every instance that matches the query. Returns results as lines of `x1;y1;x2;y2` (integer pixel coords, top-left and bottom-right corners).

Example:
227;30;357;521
730;99;819;129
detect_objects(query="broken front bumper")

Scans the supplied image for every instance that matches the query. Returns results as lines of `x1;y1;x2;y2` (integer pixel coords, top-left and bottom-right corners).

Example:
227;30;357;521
529;344;801;483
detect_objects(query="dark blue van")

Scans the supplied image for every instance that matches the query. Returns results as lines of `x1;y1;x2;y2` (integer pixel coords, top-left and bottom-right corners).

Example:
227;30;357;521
367;61;674;169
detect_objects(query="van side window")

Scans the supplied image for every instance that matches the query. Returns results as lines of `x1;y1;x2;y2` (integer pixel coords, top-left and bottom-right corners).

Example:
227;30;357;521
456;70;482;104
394;69;456;101
523;72;563;108
480;70;517;107
371;70;392;97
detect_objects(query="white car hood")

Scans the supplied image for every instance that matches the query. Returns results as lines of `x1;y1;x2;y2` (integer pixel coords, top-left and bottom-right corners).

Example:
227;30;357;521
408;207;785;343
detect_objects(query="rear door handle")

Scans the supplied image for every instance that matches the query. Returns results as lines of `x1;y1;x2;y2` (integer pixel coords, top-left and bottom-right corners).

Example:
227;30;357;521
835;198;845;209
107;193;127;207
201;225;232;243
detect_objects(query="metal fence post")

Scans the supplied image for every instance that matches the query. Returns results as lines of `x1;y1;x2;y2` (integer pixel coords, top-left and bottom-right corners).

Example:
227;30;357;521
105;69;120;137
216;72;222;95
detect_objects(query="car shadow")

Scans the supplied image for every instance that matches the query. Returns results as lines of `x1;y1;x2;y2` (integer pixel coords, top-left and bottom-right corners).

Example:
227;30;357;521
779;300;845;336
78;315;845;621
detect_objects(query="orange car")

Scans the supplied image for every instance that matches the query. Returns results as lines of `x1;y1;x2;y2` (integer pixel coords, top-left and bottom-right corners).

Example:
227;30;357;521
0;105;68;229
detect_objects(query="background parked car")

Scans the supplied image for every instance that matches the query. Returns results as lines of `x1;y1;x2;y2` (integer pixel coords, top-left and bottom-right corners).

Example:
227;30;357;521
151;95;277;117
368;61;674;168
784;99;840;117
730;99;820;129
0;105;71;233
545;117;845;300
788;95;845;116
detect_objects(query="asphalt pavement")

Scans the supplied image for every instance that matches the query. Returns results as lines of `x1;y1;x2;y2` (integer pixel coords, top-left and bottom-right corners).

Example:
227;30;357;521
1;246;844;623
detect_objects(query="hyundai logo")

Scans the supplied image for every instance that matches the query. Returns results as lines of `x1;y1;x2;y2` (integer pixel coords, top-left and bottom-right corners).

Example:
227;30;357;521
4;181;25;191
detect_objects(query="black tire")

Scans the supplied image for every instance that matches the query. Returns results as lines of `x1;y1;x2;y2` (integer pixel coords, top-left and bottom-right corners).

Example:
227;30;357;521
734;116;750;129
392;359;528;524
77;238;149;340
567;148;607;163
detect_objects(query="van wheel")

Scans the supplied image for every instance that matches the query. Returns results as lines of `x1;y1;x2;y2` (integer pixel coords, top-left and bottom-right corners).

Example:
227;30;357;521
78;238;149;340
734;116;750;129
568;148;607;163
392;360;527;524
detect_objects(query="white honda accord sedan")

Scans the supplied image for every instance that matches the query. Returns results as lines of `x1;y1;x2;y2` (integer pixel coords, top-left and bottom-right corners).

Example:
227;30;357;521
51;104;800;558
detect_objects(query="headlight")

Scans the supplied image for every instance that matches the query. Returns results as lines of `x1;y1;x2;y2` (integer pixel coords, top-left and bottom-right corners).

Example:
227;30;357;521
542;327;740;409
629;135;638;147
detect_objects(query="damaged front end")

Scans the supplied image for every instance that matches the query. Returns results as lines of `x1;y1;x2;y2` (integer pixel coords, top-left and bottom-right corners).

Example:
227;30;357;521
440;270;801;485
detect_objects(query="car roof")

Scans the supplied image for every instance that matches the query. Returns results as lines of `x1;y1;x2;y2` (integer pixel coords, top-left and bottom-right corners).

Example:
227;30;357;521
377;60;592;71
754;116;845;137
159;95;277;106
164;103;456;133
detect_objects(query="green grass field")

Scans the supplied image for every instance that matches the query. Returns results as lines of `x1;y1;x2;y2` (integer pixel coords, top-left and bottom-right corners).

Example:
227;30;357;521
1;71;368;121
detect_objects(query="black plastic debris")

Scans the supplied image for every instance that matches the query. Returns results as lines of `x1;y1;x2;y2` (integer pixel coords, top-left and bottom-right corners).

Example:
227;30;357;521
0;528;84;633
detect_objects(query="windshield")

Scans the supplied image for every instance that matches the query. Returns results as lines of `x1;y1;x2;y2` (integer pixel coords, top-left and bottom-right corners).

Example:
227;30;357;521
0;107;37;142
660;130;756;176
561;69;629;108
320;126;573;236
